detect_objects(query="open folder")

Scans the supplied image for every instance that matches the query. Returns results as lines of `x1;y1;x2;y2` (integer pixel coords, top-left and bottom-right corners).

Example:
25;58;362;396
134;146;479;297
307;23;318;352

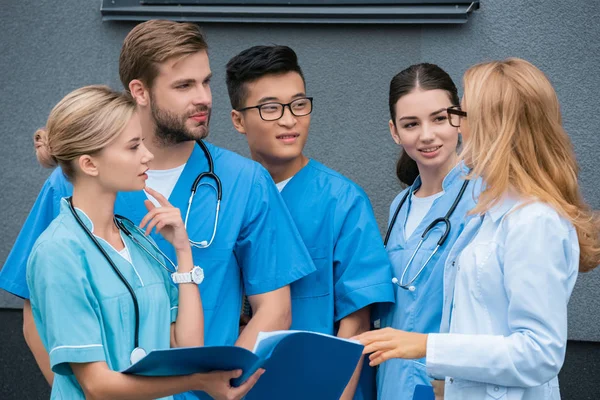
413;384;435;400
122;330;364;399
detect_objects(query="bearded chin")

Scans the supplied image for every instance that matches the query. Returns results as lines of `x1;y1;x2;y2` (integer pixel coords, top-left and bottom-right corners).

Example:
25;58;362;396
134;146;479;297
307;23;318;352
151;101;210;146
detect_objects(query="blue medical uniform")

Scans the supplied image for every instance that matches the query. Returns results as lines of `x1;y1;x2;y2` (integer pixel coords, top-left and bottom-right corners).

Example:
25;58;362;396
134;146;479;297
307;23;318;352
2;142;315;348
27;200;178;399
282;160;395;400
377;164;479;400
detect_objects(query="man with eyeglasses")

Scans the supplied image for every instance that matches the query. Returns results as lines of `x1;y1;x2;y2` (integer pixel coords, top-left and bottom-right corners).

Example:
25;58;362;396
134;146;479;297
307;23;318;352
226;45;395;400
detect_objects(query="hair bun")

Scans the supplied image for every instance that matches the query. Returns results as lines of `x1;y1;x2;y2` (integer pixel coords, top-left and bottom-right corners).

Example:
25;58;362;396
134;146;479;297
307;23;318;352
34;128;58;168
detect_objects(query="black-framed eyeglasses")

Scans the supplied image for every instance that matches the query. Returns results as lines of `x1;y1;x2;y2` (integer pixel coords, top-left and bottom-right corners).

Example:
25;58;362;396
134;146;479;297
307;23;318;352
237;97;314;121
447;106;467;128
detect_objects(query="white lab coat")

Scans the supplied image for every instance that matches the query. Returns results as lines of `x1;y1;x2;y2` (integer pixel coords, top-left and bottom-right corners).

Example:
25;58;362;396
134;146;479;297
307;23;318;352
426;194;579;400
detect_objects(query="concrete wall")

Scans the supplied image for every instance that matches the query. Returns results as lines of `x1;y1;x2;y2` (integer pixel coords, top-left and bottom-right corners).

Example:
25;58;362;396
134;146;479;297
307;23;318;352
1;0;599;345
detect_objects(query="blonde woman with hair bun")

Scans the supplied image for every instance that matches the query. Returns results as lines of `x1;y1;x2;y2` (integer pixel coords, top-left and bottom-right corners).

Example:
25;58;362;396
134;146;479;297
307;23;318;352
2;21;313;392
26;85;262;400
356;58;600;400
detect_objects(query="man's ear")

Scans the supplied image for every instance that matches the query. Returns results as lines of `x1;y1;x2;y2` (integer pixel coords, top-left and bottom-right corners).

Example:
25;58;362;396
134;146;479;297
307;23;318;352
78;155;99;178
389;120;402;145
129;79;150;107
231;110;247;135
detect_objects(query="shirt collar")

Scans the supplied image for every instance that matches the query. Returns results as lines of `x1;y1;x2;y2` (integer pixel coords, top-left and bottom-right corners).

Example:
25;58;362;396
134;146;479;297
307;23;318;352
487;192;522;222
61;197;95;231
411;161;468;193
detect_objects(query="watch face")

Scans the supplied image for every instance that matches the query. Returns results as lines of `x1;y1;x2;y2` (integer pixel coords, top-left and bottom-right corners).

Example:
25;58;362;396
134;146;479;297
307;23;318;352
191;267;204;283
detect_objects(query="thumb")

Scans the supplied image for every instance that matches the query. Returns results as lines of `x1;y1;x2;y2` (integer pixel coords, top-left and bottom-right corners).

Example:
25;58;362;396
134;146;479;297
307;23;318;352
228;369;243;379
144;199;156;212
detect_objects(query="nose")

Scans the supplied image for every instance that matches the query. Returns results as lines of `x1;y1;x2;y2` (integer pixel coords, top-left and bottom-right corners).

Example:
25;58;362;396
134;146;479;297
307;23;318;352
277;105;297;127
192;85;212;107
142;145;154;164
419;122;436;142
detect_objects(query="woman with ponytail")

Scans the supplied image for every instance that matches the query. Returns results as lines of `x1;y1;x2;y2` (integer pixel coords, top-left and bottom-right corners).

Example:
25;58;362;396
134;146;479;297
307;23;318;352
376;64;479;400
358;58;600;400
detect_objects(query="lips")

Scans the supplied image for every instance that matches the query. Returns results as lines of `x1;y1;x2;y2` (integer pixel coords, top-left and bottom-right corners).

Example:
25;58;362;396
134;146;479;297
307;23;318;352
190;113;208;123
419;145;442;153
138;168;149;176
276;133;300;140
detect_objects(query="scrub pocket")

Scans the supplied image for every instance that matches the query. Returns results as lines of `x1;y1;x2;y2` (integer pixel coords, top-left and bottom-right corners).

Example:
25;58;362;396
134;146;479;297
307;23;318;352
413;358;431;387
190;247;232;311
290;246;331;298
290;246;332;331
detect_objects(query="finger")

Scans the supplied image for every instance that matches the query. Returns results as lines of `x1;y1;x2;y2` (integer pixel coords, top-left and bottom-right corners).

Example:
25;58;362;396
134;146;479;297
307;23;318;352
140;207;161;229
145;186;171;207
354;330;389;345
369;350;395;367
145;217;162;236
227;369;243;379
154;221;166;234
231;369;264;397
142;209;177;234
369;350;384;360
363;340;395;355
143;199;156;213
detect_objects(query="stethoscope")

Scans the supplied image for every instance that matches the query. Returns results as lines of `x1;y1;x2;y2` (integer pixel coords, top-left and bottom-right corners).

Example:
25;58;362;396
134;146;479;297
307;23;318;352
184;140;222;249
67;197;179;365
383;179;469;292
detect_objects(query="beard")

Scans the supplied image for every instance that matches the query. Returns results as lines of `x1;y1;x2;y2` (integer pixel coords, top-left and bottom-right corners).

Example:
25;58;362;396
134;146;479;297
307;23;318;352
150;97;212;146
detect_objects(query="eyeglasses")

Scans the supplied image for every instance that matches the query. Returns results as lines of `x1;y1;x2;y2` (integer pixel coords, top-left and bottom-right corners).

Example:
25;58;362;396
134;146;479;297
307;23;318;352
237;97;314;121
447;106;467;128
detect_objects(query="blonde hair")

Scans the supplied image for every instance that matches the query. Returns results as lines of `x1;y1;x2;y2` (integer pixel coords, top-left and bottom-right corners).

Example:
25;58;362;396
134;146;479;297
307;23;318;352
119;20;208;92
462;58;600;272
34;85;136;180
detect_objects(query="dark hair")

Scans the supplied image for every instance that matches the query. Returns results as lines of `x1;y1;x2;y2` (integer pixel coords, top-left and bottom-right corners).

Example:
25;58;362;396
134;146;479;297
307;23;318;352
226;45;305;110
389;63;460;185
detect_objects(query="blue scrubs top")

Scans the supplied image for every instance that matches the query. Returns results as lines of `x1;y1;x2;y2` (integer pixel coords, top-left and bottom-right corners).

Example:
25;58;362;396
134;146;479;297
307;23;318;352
2;142;315;349
283;160;395;400
376;164;479;400
27;200;178;399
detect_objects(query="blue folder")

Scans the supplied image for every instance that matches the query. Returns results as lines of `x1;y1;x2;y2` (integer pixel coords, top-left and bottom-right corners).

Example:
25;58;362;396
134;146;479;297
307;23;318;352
413;384;435;400
122;330;364;399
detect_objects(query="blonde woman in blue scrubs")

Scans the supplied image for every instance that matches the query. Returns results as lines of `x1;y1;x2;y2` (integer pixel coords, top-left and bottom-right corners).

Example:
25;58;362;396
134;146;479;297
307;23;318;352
27;85;262;399
375;64;479;400
357;58;600;399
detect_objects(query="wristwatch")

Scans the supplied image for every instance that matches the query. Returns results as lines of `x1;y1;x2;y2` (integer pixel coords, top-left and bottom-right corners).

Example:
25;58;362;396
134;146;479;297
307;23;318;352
171;266;204;285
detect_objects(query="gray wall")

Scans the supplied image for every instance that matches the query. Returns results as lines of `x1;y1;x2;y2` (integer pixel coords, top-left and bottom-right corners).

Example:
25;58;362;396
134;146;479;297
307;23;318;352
1;0;599;342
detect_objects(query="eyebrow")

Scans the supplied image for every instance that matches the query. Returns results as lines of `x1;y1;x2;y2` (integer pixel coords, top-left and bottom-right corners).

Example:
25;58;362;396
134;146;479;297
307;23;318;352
172;78;195;87
257;92;306;104
398;108;448;121
127;137;141;144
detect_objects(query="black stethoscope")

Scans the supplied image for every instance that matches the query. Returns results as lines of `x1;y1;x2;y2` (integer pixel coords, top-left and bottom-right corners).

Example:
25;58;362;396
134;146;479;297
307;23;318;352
65;140;220;364
185;140;222;249
383;179;469;292
67;197;180;365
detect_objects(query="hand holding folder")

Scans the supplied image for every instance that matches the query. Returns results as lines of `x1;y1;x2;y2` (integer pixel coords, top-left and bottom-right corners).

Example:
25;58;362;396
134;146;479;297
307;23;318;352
123;330;364;399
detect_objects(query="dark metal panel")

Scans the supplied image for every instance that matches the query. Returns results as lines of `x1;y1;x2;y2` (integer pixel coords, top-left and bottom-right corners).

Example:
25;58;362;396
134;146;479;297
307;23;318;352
101;0;480;24
142;0;470;4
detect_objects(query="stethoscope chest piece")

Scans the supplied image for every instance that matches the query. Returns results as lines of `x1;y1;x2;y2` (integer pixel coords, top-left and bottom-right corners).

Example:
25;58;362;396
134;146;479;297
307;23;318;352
130;347;147;365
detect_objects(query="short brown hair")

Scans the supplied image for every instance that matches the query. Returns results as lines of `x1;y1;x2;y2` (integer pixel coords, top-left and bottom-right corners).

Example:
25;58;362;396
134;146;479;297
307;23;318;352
119;20;208;92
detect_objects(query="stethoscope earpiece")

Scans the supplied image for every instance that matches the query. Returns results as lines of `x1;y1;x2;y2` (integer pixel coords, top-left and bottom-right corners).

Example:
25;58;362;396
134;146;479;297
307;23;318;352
392;277;416;292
